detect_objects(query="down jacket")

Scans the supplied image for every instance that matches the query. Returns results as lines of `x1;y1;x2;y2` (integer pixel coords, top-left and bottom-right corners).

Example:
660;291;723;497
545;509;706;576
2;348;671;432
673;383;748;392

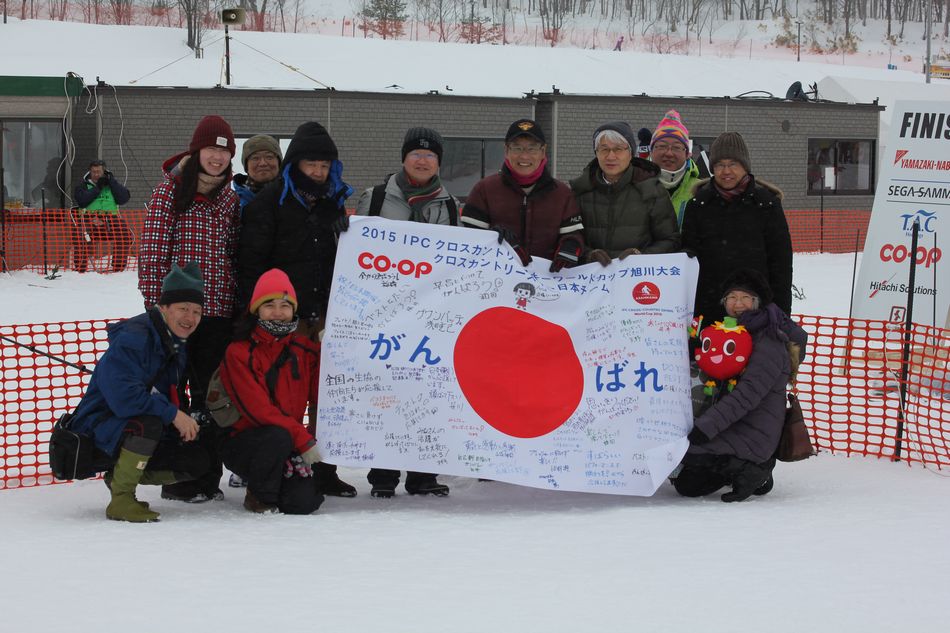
70;309;186;456
570;157;680;256
689;311;791;463
218;327;320;455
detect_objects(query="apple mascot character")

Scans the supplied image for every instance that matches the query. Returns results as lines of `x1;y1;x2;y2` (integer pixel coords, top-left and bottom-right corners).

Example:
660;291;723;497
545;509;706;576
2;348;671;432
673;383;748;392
694;316;753;396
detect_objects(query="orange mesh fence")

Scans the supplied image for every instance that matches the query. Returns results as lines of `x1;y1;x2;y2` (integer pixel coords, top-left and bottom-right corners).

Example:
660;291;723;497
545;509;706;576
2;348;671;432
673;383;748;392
1;208;870;273
798;316;950;467
786;209;871;253
1;320;113;489
2;314;948;490
0;208;146;274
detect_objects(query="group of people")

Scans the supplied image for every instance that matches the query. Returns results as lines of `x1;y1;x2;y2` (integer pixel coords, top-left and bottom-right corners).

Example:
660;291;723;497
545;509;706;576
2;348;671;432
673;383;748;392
67;107;800;521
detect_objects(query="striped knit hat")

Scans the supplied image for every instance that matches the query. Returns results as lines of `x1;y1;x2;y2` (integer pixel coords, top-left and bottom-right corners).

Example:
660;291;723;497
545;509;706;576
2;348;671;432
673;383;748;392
651;109;690;150
250;268;298;314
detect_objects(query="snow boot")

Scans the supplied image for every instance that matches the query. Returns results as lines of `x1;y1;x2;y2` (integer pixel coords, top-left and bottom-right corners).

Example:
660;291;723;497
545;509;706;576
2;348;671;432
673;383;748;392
721;459;772;503
405;477;450;497
316;476;358;498
104;469;149;510
370;483;396;499
753;475;775;496
106;449;160;523
243;490;279;514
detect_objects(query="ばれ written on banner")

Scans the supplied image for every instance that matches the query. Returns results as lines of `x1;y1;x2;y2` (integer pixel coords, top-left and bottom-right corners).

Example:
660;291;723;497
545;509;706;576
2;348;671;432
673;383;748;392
318;216;699;496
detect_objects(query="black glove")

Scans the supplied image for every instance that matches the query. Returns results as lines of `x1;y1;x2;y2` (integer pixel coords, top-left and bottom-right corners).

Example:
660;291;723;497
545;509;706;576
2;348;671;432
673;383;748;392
332;213;350;236
585;249;612;267
688;426;710;445
683;248;698;259
96;176;110;189
491;225;531;266
550;236;582;273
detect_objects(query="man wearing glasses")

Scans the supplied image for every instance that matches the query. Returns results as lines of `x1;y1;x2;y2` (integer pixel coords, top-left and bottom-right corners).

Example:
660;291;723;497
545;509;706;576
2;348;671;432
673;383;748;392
72;159;132;273
649;110;702;228
461;119;584;272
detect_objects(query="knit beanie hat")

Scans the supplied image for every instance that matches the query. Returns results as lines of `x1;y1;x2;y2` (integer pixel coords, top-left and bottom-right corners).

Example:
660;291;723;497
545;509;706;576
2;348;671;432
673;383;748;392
241;134;282;170
159;262;204;306
282;122;338;168
402;127;444;163
651;109;690;150
709;132;752;172
250;268;299;314
720;268;773;306
189;115;236;157
592;121;637;152
505;119;546;145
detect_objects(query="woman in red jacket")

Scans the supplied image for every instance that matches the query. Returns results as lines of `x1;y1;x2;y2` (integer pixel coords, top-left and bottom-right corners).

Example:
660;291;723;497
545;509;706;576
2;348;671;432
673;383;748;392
218;268;328;514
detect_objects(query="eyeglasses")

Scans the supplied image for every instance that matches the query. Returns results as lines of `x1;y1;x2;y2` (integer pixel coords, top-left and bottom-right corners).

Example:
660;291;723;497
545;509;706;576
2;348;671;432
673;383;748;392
247;153;278;164
713;161;743;172
595;145;631;157
507;144;544;155
406;150;438;161
652;143;687;155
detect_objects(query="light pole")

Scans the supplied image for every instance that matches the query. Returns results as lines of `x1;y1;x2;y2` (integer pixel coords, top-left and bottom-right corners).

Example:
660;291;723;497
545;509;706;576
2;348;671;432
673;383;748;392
925;0;932;83
796;21;802;62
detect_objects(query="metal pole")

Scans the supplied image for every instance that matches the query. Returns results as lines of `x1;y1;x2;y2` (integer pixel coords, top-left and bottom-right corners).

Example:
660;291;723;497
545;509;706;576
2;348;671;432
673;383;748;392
41;188;48;275
225;24;231;86
925;0;932;83
893;220;921;462
0;166;6;272
819;171;825;252
0;334;93;373
796;21;802;62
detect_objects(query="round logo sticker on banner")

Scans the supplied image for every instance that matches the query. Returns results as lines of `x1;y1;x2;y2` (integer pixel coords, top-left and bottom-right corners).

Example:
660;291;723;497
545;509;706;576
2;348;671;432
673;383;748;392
632;282;660;305
454;307;583;438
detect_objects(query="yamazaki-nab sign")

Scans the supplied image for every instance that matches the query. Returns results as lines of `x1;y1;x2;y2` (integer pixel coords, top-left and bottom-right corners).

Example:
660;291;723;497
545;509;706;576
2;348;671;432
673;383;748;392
318;216;700;496
853;100;949;328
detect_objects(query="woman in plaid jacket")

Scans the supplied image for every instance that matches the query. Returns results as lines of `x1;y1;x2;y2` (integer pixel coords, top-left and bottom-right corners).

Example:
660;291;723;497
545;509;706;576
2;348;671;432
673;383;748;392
138;114;241;503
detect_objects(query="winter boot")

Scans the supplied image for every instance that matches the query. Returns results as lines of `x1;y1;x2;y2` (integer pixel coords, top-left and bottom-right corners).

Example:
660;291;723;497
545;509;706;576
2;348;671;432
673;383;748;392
753;475;775;496
405;477;450;497
370;483;396;499
721;459;772;503
104;470;149;510
243;490;279;514
106;449;161;522
317;476;357;498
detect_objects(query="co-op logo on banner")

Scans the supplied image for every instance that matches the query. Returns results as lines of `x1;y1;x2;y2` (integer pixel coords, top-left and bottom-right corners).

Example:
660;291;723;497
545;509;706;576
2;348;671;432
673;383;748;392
878;209;942;268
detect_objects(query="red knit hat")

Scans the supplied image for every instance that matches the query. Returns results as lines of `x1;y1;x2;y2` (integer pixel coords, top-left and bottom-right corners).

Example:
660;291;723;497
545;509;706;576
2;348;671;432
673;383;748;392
651;109;690;150
250;268;298;314
189;115;236;156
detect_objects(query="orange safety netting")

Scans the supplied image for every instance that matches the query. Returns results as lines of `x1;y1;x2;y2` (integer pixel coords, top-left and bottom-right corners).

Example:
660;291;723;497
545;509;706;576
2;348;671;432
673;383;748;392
1;208;871;274
2;315;947;489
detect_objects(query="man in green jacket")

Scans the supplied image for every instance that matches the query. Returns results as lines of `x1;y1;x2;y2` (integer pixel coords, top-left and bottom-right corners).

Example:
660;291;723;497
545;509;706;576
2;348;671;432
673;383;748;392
72;159;132;272
649;110;701;228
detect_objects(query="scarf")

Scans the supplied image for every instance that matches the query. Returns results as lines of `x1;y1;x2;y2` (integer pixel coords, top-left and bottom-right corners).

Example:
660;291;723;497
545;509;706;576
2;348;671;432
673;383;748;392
714;174;751;202
395;170;443;222
257;317;299;339
291;164;330;206
505;156;548;188
738;303;787;340
658;161;689;190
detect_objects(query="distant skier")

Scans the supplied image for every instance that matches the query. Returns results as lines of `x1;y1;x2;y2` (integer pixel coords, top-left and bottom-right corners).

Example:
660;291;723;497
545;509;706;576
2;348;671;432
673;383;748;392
613;35;624;51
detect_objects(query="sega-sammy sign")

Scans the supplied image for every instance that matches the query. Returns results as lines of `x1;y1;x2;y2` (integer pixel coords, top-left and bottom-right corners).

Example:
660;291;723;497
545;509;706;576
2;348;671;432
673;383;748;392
852;100;948;327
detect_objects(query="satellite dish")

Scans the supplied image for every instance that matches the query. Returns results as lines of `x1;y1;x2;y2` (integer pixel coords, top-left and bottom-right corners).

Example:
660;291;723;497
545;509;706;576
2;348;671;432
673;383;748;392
785;81;808;101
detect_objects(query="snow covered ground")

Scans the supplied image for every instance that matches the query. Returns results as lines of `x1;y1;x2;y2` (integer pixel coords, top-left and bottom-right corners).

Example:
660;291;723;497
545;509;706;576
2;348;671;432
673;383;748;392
2;252;949;632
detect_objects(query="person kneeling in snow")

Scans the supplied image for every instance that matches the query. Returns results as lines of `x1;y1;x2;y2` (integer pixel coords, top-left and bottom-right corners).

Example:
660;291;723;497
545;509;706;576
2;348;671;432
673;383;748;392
674;268;804;502
70;263;212;522
217;269;326;514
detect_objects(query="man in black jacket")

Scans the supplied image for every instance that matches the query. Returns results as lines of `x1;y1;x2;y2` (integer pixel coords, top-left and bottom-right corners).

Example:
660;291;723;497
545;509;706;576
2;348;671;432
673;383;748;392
238;121;357;498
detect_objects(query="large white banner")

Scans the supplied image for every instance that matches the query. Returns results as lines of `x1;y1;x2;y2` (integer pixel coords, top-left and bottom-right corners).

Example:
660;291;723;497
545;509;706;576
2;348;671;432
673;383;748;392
318;216;699;496
852;100;948;327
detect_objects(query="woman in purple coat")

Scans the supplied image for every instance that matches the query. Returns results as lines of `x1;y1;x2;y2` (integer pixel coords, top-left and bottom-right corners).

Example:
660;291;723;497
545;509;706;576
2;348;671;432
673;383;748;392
674;268;804;502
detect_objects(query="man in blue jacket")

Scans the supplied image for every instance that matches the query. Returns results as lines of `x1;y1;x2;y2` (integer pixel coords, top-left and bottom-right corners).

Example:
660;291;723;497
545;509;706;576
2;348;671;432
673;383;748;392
72;159;132;273
71;262;209;522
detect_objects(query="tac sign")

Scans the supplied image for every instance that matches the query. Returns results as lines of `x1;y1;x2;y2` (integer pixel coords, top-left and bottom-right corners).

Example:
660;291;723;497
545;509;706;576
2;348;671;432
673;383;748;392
695;317;752;381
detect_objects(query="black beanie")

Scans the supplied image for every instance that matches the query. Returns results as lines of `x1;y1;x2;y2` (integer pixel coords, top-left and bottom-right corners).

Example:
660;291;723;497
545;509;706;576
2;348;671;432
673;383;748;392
282;122;338;168
402;127;444;163
159;262;204;306
720;268;773;306
593;121;637;152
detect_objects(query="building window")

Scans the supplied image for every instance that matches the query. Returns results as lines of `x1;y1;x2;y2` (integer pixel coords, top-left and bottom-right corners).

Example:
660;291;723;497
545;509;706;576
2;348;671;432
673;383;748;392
689;136;715;176
441;137;506;200
1;120;65;208
808;139;875;195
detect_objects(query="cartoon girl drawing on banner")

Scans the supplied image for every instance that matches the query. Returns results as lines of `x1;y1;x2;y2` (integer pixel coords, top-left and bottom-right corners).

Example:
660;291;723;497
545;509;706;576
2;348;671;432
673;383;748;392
513;282;536;310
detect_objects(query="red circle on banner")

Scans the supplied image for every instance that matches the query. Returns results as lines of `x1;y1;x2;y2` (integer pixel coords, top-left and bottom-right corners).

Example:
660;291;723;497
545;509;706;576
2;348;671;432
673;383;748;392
454;307;583;438
632;281;660;305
